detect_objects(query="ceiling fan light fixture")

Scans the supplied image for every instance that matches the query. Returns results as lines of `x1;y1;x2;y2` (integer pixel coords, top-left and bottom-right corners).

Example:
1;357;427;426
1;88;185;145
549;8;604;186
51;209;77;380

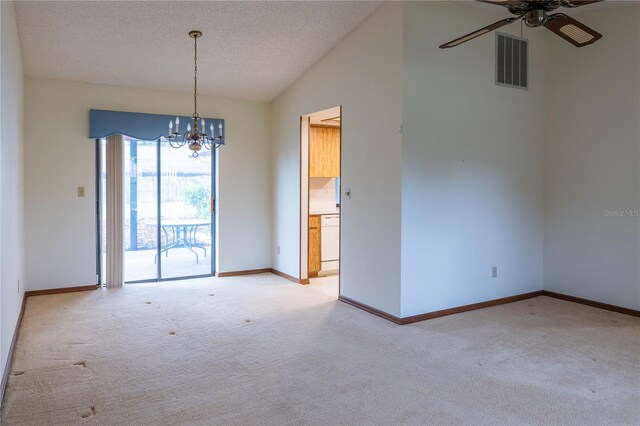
524;10;547;27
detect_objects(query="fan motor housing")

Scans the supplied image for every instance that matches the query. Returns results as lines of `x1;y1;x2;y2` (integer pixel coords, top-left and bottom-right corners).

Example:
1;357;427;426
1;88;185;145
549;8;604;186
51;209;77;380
524;10;548;27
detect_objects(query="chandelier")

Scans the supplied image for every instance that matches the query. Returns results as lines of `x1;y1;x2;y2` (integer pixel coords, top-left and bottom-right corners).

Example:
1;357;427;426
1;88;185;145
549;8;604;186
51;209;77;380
167;30;224;157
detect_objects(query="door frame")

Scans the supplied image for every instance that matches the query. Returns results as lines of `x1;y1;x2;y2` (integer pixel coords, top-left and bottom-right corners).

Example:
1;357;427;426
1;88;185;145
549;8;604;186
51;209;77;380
299;106;342;294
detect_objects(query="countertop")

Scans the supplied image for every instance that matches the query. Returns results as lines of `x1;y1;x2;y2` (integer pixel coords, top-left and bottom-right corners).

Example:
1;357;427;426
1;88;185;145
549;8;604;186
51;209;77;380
310;210;340;215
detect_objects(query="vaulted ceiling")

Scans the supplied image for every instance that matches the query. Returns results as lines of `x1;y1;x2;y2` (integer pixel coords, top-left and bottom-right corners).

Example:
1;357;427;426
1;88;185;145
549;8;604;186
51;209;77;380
15;1;382;102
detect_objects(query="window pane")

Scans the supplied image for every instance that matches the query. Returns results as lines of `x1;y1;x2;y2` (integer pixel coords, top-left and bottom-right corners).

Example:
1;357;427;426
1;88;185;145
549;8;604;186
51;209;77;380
159;142;213;279
124;139;159;282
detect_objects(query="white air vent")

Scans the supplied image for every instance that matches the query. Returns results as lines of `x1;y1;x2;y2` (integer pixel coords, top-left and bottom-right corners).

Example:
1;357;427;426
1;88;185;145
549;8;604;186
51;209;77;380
496;32;528;89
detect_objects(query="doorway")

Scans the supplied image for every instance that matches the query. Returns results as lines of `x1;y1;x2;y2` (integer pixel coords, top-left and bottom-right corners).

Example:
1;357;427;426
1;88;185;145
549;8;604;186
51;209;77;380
300;106;341;298
97;137;215;284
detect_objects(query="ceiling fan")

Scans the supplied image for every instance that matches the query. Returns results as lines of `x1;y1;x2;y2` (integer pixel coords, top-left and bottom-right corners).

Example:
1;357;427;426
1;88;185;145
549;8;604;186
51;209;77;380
440;0;604;49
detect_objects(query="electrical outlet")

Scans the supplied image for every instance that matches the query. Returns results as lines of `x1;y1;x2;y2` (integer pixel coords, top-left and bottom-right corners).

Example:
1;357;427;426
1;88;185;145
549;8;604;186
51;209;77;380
277;245;281;255
492;266;498;278
77;186;85;197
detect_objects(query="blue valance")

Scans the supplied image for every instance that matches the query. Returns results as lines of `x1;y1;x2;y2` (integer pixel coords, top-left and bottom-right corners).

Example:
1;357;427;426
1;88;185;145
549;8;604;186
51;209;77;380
89;109;224;141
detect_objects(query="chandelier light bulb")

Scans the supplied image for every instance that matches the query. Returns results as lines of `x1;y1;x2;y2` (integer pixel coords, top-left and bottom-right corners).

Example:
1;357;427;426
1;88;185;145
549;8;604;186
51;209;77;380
187;123;191;132
175;117;180;132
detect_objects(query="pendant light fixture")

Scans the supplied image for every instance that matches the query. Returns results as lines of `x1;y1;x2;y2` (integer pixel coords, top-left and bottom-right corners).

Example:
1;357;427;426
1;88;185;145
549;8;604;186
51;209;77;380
167;30;224;157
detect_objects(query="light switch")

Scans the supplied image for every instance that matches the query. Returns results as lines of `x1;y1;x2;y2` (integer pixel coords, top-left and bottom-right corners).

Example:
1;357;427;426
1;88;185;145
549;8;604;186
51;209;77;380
77;186;85;197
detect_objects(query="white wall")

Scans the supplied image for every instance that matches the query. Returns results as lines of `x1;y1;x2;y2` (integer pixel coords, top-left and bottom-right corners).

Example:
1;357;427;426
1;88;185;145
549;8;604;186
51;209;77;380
271;2;403;316
400;2;547;316
544;4;640;310
1;0;26;383
24;78;271;290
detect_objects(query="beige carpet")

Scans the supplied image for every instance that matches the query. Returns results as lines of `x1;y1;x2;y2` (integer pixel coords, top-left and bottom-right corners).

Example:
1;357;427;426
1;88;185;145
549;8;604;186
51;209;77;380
1;273;639;425
308;275;339;298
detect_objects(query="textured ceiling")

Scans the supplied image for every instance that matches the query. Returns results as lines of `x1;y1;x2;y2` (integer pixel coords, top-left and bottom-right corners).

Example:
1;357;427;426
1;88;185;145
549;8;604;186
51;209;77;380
15;1;382;102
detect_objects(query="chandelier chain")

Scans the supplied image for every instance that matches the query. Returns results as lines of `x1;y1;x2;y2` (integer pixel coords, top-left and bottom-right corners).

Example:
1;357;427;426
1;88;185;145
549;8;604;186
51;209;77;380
194;34;198;118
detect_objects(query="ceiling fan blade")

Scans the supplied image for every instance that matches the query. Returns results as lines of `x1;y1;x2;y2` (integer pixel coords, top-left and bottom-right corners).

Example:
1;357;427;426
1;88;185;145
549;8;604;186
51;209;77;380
545;13;602;47
564;0;604;7
475;0;525;6
439;17;519;49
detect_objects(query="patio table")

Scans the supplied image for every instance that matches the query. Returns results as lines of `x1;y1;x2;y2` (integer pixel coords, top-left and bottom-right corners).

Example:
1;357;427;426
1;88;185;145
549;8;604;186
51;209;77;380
147;220;211;264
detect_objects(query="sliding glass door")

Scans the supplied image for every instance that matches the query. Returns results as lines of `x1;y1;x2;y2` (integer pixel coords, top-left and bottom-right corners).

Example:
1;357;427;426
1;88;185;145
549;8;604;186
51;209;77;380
158;141;213;280
98;137;215;284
